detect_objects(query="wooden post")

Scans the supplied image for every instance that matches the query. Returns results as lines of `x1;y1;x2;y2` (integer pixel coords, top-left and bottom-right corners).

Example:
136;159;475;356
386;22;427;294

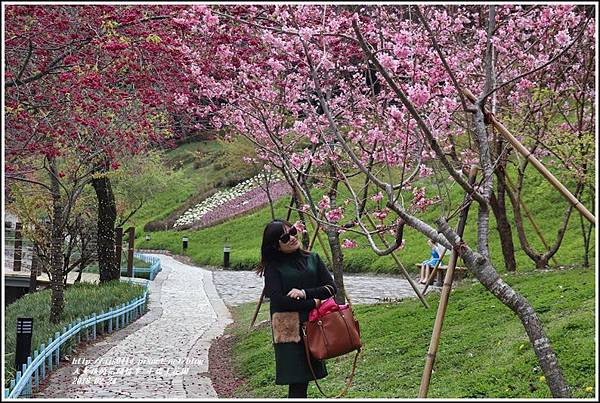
463;88;595;225
249;289;265;328
115;227;123;277
126;227;135;278
419;165;478;398
504;174;559;266
13;222;23;272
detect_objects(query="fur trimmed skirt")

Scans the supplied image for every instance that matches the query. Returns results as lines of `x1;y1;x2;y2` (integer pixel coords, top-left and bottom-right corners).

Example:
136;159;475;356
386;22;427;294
271;312;327;385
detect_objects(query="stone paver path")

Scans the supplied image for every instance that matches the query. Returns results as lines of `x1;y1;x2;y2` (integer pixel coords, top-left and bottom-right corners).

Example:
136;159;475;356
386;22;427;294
212;269;429;306
37;253;435;398
37;254;231;399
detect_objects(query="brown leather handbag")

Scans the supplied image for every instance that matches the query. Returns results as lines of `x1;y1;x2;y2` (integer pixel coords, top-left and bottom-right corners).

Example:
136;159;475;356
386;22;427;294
302;298;362;398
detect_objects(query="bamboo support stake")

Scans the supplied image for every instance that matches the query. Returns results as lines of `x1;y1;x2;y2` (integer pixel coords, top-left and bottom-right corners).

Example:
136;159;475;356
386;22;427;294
364;214;430;309
250;289;265;328
418;248;461;398
419;165;478;398
504;174;559;266
463;88;595;225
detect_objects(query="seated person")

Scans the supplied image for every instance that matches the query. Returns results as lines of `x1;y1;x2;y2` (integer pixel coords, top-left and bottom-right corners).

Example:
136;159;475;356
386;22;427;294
420;239;444;284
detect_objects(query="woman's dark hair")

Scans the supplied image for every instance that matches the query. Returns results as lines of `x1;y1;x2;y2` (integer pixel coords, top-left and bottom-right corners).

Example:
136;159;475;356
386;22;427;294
256;219;307;276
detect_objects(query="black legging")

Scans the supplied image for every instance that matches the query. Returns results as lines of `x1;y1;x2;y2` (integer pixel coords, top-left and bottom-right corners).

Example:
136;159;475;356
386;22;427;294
288;382;308;398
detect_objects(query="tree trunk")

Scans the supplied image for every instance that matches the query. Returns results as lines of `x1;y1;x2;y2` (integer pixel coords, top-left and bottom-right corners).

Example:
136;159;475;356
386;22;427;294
325;226;346;305
437;218;571;397
507;171;581;270
579;188;593;268
324;169;347;305
49;158;65;325
264;175;276;221
490;180;517;271
92;173;119;282
267;187;275;221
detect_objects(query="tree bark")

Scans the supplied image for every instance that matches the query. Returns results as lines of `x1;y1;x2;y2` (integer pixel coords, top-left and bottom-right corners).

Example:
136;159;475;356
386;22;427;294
490;168;517;271
437;218;571;397
49;158;65;325
506;168;581;269
579;187;593;268
324;169;347;305
92;172;119;282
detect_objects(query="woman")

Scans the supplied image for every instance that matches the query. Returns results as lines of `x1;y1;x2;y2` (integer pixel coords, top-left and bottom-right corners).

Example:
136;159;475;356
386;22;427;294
258;219;337;398
420;239;443;284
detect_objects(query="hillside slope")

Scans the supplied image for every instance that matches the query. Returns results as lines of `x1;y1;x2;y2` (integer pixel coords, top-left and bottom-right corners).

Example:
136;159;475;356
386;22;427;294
136;140;594;274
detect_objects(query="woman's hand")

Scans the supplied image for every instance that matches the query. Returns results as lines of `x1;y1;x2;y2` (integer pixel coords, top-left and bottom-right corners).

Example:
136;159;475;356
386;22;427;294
287;288;306;300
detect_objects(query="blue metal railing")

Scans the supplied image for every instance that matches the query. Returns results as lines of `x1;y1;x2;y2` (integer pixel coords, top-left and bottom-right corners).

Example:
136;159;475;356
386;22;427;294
4;253;161;399
120;253;162;280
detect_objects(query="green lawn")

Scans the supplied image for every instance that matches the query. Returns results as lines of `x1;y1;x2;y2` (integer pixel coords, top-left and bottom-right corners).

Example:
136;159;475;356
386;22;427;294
225;267;595;398
129;141;225;231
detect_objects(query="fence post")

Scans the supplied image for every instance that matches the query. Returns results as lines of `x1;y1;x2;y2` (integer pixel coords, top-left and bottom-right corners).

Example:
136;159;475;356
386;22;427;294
54;332;60;366
15;371;22;397
93;314;97;340
76;319;81;343
66;324;72;354
39;343;46;380
62;327;67;358
47;337;53;372
23;359;31;397
33;350;39;392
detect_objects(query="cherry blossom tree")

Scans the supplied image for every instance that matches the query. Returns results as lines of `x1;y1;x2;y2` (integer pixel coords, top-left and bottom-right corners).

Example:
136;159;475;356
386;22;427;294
173;4;593;397
5;4;190;320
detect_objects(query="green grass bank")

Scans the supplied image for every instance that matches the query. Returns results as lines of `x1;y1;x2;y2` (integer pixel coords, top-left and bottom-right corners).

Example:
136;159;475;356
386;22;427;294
224;267;595;398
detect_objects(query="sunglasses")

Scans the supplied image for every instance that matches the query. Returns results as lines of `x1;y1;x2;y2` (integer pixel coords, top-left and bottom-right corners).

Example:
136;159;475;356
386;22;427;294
279;226;298;244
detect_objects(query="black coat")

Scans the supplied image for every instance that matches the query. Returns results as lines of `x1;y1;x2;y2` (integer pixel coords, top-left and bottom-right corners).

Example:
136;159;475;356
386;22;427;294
264;250;337;385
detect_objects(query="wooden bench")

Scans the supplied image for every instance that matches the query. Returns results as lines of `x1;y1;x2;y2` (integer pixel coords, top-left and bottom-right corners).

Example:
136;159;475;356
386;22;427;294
415;264;467;286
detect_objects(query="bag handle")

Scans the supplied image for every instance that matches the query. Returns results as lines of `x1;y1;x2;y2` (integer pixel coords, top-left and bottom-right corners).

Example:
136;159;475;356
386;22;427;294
302;323;361;398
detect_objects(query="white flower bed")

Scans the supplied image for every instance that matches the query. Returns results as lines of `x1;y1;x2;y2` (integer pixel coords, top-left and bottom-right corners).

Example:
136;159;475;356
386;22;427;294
173;172;285;228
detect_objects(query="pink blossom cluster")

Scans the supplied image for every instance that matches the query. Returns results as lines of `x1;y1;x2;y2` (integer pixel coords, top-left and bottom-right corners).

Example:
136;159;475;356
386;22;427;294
371;192;384;203
318;195;331;210
341;239;358;249
325;207;344;223
411;187;438;212
373;207;390;221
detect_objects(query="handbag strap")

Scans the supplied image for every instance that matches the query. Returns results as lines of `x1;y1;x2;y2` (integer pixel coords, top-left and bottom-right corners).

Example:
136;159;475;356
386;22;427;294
302;323;361;398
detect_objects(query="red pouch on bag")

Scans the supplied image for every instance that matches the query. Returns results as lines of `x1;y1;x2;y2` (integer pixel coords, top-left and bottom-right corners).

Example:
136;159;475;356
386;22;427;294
308;297;349;322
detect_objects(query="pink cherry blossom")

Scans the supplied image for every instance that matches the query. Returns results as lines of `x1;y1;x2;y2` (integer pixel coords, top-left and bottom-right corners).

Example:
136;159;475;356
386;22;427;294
318;195;331;210
371;192;384;202
326;207;344;223
341;239;358;249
